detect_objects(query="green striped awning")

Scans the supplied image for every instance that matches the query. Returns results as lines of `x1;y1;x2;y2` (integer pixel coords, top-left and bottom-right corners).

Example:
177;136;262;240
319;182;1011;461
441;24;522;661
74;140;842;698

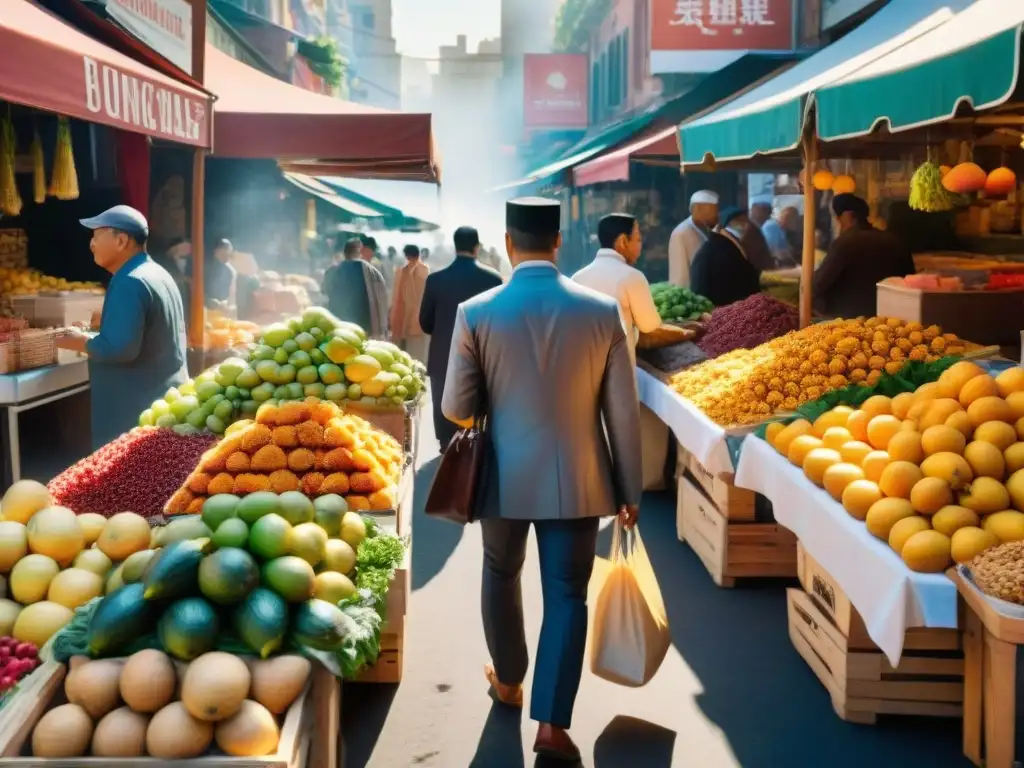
679;0;973;165
816;0;1024;141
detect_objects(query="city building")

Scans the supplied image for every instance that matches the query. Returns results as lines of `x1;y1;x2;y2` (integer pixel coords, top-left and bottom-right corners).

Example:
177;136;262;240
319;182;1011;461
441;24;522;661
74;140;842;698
348;0;402;109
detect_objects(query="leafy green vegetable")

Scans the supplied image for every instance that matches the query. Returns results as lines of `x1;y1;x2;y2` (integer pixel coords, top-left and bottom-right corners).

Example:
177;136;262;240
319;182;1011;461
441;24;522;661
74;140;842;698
649;282;713;323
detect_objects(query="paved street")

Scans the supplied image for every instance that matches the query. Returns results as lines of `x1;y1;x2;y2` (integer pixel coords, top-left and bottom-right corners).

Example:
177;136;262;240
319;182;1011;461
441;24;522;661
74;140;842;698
343;415;971;767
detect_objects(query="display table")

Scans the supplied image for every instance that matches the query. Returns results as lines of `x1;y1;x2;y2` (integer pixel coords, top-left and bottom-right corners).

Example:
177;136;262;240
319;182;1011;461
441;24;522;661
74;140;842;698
736;435;958;665
636;366;738;476
0;360;90;485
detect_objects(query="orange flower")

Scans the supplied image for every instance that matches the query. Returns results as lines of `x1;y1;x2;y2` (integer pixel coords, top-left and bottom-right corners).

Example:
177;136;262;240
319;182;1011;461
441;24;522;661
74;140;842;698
273;425;299;448
251;445;288;472
226;452;251;474
233;473;272;494
208;472;236;496
296;420;326;448
301;472;325;496
241;423;274;452
269;469;300;493
321;473;351;495
189;472;212;495
345;495;371;511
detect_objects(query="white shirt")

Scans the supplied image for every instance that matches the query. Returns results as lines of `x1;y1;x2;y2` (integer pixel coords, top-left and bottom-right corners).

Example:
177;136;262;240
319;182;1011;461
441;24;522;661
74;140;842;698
572;249;662;363
668;217;707;288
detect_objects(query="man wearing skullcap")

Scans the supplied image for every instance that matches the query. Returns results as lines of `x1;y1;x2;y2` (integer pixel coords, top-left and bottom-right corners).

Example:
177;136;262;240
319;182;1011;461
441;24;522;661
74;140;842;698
814;193;915;318
690;207;762;307
668;189;718;287
443;197;641;761
572;212;661;364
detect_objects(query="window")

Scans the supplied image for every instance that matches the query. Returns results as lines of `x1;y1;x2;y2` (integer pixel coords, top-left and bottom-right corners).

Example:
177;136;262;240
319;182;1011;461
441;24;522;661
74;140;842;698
360;10;375;29
590;62;599;124
620;32;629;105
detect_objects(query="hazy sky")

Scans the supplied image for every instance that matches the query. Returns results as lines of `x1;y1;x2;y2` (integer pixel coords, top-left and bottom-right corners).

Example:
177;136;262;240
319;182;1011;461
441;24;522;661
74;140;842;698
391;0;502;59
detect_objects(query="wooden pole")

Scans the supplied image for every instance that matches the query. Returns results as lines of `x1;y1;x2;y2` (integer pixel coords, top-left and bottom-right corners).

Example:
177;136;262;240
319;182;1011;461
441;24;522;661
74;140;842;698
187;0;208;349
800;133;817;329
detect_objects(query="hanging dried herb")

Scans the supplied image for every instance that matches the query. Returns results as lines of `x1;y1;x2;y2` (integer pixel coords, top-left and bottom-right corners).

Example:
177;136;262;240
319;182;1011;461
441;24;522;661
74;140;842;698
0;114;22;217
49;116;79;201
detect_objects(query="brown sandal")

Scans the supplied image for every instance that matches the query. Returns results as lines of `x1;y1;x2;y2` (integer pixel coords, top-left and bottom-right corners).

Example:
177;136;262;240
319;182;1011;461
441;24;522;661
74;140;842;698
484;664;523;707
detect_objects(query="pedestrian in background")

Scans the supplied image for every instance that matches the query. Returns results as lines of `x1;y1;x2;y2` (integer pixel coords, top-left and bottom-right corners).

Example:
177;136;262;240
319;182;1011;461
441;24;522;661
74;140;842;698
690;206;762;307
442;197;641;762
390;244;430;363
205;237;237;310
419;226;501;449
668;189;718;287
322;238;388;337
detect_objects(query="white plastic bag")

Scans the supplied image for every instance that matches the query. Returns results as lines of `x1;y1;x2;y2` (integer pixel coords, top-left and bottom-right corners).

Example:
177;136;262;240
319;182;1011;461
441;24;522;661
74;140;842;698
589;522;670;687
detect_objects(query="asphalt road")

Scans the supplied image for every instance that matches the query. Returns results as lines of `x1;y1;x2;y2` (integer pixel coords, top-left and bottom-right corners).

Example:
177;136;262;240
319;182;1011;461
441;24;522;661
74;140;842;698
342;413;973;768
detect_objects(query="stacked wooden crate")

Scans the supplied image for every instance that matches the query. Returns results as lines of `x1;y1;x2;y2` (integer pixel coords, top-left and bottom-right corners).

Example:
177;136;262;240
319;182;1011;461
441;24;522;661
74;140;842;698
788;545;963;724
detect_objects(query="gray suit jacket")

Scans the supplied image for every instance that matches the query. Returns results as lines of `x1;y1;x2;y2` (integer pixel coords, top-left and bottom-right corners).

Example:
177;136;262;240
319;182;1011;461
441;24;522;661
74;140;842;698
442;263;642;520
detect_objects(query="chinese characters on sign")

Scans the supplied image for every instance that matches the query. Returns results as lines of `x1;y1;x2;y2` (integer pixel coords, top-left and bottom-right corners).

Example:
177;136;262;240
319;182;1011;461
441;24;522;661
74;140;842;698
670;0;775;35
651;0;792;64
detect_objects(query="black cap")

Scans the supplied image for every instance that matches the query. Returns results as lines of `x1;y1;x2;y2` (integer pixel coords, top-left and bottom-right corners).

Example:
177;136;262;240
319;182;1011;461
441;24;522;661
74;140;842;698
80;205;149;241
719;206;746;228
832;193;869;219
506;197;560;235
403;244;420;258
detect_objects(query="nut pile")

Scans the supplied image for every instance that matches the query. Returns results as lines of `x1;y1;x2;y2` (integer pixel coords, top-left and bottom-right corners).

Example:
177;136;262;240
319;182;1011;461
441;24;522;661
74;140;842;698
970;540;1024;604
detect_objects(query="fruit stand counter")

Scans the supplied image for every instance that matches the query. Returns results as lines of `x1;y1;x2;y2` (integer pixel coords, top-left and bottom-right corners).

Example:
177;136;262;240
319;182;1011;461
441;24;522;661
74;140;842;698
0;361;90;486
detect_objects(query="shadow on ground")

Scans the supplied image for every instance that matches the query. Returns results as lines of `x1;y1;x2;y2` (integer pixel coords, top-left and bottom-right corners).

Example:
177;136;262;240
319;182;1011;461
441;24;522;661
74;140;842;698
340;683;397;767
410;456;465;591
637;490;972;768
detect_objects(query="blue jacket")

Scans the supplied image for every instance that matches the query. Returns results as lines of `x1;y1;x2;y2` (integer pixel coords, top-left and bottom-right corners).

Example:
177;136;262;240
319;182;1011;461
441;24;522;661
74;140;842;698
87;253;188;449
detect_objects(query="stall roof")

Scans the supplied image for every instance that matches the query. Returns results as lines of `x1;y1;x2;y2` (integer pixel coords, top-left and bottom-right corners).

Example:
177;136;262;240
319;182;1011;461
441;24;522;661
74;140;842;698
816;0;1024;141
678;0;976;166
316;177;440;231
206;46;439;183
0;0;212;147
283;173;384;219
572;127;678;187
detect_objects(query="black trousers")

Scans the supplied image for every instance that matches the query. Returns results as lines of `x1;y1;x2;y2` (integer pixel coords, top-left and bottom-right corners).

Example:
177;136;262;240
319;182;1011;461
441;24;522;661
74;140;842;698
430;373;458;449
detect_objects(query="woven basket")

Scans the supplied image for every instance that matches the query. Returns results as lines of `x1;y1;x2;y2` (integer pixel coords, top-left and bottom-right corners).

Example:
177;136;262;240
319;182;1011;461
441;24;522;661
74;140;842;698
637;324;698;350
10;328;58;371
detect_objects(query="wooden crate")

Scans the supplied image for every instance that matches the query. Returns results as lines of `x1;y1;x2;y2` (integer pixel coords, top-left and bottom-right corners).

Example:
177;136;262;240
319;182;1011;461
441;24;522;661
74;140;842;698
796;544;961;653
677;474;797;587
0;660;311;765
788;589;963;724
686;453;756;521
352;552;408;685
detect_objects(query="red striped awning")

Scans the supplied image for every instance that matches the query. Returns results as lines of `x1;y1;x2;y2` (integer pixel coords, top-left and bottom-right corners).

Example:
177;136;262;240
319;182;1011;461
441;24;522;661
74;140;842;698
572;126;679;187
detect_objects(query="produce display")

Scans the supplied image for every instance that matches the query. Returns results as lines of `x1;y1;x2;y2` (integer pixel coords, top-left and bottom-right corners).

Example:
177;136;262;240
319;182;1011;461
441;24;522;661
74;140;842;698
0;636;40;693
908;161;962;213
205;311;260;351
0;266;103;296
697;294;799;358
138;307;426;437
649;282;713;323
673;316;965;426
48;428;218;517
767;362;1024;572
26;649;310;758
165;399;403;515
969;540;1024;603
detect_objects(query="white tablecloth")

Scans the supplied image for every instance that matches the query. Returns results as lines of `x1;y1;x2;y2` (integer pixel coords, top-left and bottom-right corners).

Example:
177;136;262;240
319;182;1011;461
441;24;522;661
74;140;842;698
636;367;735;475
735;435;957;665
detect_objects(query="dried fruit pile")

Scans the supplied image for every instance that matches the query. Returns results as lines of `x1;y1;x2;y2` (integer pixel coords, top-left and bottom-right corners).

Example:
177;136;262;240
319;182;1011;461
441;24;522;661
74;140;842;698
697;294;799;358
48;429;218;517
167;399;403;515
673;317;964;426
970;540;1024;603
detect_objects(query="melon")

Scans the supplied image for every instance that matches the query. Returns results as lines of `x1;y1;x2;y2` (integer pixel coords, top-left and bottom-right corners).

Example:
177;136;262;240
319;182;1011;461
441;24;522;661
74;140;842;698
97;512;152;561
946;411;974;439
121;649;176;713
839;440;873;466
866;415;901;450
92;707;149;758
964;441;1006;480
901;530;952;572
47;568;104;610
787;435;822;467
975;421;1018;452
891;392;915;420
865;497;916;540
0;480;52;524
860;395;892;419
879;461;924;500
26;506;84;565
66;659;124;719
1009;469;1024;511
73;548;112;577
996;367;1024;398
982;510;1024;542
921;452;973;489
215;700;280;757
921;425;966;457
10;554;60;604
821;426;853;451
1006;392;1024;421
913;381;942;403
146;702;214;759
842;480;884;520
181;651;251;722
249;656;311;714
773;420;809;457
960;477;1010;514
932;506;980;537
0;520;28;572
862;451;891;483
887;431;924;464
1016;417;1024;441
13;600;73;646
968;397;1016;428
31;703;93;758
803;448;842;487
813;410;850;437
959;374;999;407
765;422;785;448
951;526;1000;564
938;360;986;400
888;515;931;555
1005;443;1024;474
846;411;870;442
823;463;865;501
0;598;21;636
919;399;963;431
77;513;107;546
909;477;953;516
902;419;918;432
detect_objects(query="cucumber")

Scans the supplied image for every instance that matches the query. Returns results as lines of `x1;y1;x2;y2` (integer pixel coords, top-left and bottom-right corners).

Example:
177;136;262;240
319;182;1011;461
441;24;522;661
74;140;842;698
233;587;289;658
86;583;155;656
142;539;211;601
158;597;220;661
292;598;357;651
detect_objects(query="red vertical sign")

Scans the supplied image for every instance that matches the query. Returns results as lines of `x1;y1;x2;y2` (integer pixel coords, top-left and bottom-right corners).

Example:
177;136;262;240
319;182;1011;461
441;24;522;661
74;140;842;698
523;54;589;129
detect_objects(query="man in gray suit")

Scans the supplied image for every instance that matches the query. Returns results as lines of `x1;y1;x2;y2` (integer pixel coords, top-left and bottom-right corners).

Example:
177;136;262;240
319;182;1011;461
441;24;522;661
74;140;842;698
442;197;642;761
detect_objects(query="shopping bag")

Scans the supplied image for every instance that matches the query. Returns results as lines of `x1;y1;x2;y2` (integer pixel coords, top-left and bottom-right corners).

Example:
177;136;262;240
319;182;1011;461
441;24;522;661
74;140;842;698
589;521;670;687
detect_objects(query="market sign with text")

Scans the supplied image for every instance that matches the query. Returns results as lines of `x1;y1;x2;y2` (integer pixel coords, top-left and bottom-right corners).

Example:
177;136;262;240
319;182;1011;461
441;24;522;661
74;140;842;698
523;54;589;130
650;0;793;73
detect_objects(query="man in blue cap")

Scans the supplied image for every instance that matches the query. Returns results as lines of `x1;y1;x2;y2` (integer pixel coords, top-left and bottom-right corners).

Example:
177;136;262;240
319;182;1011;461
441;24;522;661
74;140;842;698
56;205;188;449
